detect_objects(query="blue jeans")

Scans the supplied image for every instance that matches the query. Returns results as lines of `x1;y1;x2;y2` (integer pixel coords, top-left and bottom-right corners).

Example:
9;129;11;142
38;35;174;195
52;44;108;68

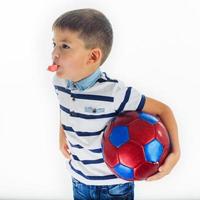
72;177;134;200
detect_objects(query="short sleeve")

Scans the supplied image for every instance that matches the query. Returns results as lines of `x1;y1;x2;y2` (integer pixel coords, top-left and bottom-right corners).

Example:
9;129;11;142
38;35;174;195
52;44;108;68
113;80;146;114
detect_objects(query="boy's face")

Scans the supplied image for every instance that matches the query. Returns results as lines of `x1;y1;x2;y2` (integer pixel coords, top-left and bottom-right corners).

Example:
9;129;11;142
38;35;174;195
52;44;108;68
52;28;93;81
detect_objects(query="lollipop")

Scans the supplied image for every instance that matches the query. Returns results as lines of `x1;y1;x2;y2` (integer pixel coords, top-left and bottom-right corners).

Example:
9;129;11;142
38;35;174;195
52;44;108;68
47;64;59;72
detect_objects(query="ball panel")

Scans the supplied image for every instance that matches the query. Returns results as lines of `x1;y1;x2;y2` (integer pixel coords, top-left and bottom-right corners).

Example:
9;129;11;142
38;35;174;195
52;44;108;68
139;112;159;124
144;139;163;162
118;141;145;168
155;121;170;148
114;163;134;180
109;126;129;148
113;111;139;126
135;162;159;180
129;119;156;145
155;120;170;164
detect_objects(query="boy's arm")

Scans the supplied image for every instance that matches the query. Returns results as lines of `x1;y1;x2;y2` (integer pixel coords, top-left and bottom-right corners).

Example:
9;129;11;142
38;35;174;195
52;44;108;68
141;96;181;181
59;122;71;160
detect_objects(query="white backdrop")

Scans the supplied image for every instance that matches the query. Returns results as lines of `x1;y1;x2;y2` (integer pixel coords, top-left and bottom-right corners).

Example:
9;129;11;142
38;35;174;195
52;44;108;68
0;0;199;199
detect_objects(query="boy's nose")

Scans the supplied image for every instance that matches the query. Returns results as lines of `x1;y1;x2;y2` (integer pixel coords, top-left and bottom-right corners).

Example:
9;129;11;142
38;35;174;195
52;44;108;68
51;48;60;60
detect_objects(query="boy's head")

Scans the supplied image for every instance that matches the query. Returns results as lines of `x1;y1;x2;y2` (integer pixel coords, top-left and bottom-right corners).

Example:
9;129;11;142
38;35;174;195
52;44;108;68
51;8;113;81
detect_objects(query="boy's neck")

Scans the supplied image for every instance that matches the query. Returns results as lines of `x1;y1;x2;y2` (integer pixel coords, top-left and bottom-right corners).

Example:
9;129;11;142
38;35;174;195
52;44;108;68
72;67;100;83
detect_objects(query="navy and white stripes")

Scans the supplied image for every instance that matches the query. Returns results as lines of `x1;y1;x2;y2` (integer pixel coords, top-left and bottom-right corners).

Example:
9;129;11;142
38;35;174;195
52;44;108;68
52;71;146;185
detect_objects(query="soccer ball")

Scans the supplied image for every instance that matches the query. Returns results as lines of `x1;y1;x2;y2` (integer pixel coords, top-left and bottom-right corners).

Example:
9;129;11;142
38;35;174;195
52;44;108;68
101;111;170;181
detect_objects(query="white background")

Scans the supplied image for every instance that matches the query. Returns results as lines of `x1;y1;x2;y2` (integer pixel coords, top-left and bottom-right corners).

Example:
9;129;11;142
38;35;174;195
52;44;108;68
0;0;199;199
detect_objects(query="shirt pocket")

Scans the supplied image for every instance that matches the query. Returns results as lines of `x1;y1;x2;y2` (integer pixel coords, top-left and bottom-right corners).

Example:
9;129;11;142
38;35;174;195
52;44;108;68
84;106;106;114
78;102;114;116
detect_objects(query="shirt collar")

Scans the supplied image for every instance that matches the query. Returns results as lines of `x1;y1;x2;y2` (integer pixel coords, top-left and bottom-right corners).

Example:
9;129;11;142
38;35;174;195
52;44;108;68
66;68;102;91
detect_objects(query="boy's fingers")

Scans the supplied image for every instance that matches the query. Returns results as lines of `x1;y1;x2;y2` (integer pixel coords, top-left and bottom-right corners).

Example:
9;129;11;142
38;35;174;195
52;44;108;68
60;145;72;159
66;153;72;159
146;172;165;181
63;150;71;159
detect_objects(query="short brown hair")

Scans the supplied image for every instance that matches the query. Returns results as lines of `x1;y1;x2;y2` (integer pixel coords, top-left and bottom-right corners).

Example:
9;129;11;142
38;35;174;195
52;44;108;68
52;8;113;66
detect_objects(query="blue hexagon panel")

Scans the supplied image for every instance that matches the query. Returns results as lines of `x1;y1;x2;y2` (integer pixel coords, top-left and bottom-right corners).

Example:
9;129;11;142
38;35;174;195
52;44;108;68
114;163;134;179
109;126;129;148
144;139;163;162
139;112;158;125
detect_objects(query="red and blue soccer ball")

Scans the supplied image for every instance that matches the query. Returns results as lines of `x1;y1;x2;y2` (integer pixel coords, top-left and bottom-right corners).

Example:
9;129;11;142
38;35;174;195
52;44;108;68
101;111;171;181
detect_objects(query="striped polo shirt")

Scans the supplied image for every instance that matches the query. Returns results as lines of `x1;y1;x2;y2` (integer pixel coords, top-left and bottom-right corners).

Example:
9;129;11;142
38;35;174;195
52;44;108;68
52;67;146;185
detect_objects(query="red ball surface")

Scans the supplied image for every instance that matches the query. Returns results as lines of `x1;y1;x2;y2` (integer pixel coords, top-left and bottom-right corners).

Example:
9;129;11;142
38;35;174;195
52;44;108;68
101;111;170;181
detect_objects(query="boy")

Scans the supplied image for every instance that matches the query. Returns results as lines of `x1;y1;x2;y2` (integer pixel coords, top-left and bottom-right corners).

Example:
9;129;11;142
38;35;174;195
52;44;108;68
49;8;180;200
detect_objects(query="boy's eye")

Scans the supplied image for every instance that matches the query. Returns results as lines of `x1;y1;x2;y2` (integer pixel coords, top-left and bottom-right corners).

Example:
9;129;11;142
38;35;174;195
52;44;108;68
52;42;70;49
62;44;70;49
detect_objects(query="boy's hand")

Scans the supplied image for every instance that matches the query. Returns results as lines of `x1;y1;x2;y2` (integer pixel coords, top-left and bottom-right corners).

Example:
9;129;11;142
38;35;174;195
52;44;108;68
146;152;180;181
59;124;72;160
60;141;72;160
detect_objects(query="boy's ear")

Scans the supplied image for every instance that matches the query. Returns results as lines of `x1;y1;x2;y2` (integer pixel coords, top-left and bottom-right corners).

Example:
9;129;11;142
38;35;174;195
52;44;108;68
87;48;102;65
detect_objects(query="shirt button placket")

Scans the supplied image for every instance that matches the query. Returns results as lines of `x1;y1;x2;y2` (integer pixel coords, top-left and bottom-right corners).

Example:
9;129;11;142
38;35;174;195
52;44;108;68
70;88;76;117
72;84;76;101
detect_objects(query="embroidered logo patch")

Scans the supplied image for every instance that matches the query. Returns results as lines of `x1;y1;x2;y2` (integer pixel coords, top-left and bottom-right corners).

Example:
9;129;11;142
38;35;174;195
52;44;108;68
84;106;105;113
